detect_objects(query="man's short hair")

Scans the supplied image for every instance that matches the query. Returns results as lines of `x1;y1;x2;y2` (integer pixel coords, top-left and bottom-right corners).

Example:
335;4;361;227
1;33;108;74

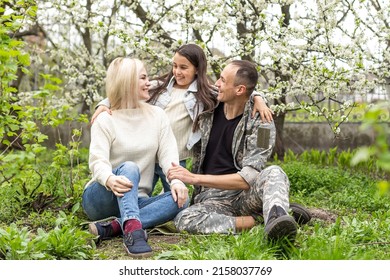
230;60;258;95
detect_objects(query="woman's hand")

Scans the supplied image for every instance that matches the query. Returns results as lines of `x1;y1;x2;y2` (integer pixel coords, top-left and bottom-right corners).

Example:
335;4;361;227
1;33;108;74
91;105;111;124
106;175;133;197
170;180;189;208
252;95;273;123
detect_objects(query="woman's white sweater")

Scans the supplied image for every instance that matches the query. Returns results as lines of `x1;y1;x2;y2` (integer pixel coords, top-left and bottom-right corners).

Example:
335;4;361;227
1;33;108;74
86;104;179;197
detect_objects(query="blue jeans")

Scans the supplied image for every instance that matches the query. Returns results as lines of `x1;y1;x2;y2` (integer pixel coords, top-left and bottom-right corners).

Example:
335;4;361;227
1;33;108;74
152;159;187;194
82;161;188;229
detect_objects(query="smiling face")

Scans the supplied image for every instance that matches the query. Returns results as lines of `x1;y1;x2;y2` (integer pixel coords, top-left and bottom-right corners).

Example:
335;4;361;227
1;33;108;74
138;67;150;100
215;64;239;103
172;52;197;89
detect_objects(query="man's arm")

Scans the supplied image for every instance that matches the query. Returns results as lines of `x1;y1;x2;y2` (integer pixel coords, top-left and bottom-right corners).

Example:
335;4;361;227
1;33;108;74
195;173;249;190
167;163;250;190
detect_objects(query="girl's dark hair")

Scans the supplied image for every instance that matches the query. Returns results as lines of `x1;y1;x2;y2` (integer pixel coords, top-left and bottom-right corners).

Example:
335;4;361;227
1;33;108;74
148;44;217;131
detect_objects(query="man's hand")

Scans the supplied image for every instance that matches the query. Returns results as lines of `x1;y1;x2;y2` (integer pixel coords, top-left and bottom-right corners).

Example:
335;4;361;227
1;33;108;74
168;162;198;185
106;175;133;197
170;180;188;208
91;105;111;124
169;163;250;191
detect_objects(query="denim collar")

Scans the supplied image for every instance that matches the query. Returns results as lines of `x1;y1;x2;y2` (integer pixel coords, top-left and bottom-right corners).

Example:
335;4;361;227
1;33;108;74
166;76;198;94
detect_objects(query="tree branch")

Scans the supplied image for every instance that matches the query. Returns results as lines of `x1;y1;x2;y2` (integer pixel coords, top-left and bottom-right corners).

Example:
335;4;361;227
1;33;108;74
123;0;175;48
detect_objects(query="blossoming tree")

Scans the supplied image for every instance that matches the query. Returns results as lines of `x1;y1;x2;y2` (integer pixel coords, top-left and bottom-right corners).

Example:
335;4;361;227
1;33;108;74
15;0;390;157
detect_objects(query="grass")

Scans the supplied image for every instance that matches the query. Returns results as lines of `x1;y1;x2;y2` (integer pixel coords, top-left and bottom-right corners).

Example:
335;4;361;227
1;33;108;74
0;150;389;260
90;161;390;260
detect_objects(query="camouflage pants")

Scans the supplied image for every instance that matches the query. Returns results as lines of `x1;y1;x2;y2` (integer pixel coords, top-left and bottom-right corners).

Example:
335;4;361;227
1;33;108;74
174;165;290;234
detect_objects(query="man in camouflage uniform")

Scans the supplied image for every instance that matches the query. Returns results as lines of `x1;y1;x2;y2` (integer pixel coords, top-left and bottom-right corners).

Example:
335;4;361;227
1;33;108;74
168;60;297;241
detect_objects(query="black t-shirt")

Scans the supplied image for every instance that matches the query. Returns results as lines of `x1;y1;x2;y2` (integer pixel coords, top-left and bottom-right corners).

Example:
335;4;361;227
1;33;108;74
202;102;243;175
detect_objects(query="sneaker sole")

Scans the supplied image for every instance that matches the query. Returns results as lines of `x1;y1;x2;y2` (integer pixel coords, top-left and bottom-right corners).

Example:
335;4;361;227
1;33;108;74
88;222;118;243
123;244;153;259
265;215;297;242
290;203;311;225
88;223;98;236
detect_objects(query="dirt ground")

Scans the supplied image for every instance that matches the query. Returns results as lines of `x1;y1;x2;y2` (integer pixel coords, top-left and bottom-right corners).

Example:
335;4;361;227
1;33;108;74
93;207;337;260
94;234;183;260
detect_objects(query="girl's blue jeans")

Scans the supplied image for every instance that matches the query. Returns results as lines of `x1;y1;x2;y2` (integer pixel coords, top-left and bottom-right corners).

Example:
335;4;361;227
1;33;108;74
82;161;188;229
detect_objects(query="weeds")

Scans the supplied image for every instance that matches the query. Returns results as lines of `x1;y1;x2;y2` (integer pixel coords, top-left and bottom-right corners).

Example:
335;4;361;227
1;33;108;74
1;147;389;260
0;205;95;260
1;148;389;260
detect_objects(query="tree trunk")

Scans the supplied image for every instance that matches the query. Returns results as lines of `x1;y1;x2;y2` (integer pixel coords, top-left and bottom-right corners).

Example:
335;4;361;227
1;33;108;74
271;5;292;160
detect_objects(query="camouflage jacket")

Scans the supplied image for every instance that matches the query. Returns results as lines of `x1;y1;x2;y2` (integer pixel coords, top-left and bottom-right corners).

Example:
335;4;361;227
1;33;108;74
191;99;276;203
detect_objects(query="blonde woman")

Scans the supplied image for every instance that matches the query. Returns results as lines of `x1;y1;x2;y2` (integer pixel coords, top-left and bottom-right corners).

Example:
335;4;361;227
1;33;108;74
82;57;189;258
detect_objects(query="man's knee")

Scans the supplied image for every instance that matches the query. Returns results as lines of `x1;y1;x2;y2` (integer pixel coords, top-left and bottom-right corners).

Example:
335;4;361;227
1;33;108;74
254;165;289;192
263;165;284;174
174;204;212;233
260;165;288;181
174;207;194;232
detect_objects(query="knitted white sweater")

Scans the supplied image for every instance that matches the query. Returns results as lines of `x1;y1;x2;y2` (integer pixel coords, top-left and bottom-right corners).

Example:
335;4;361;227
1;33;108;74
87;104;179;197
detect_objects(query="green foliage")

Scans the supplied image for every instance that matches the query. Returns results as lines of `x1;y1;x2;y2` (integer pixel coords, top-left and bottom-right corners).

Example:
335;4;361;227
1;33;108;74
0;3;93;261
283;147;382;177
291;211;390;260
1;2;90;214
0;1;37;147
156;227;283;260
0;184;23;223
0;223;47;260
50;129;90;205
283;161;346;193
157;150;389;260
291;220;355;260
0;1;49;216
152;144;388;261
0;207;95;260
282;160;389;212
157;209;390;260
1;146;389;260
351;102;390;194
20;210;58;231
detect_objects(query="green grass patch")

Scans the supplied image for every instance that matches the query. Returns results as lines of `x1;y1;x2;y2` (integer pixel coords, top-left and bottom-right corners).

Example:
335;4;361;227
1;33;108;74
1;149;389;260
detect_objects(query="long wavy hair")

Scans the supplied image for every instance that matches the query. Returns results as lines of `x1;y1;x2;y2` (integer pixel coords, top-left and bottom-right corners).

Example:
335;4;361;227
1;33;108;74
148;44;218;131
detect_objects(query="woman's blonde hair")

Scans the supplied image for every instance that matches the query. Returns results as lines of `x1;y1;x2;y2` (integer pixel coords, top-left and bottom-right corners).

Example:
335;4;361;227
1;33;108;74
106;57;145;110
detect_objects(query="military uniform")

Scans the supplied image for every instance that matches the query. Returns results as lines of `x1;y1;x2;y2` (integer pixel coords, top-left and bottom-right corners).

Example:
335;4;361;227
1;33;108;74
174;100;290;234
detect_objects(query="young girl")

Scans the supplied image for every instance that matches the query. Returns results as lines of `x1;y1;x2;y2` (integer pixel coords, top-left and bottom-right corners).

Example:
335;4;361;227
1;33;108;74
92;44;273;193
83;57;189;258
